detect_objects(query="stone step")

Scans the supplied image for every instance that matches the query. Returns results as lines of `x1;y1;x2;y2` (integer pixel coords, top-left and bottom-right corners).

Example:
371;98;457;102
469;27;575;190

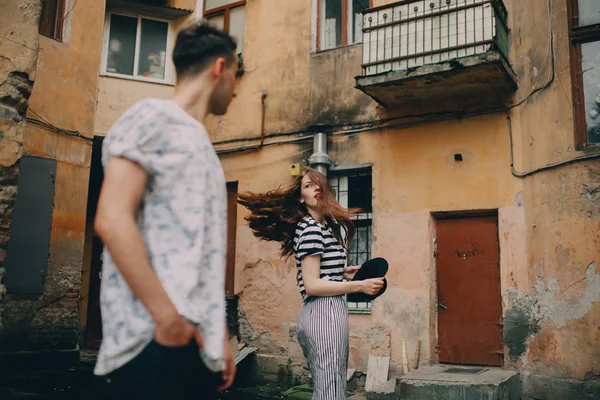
366;379;398;400
398;365;521;400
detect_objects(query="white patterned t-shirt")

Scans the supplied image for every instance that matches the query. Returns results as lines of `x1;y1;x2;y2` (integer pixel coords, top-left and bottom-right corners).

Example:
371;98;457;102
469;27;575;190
94;98;227;375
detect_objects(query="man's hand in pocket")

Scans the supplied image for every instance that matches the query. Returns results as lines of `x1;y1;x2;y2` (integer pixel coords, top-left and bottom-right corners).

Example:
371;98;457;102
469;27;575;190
155;313;203;348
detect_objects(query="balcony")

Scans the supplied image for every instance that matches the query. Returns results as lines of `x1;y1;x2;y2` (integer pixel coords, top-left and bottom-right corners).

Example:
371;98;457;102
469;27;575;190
355;0;517;114
106;0;193;19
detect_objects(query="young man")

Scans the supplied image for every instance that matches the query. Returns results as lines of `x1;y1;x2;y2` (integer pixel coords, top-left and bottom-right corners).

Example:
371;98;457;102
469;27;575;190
93;22;239;399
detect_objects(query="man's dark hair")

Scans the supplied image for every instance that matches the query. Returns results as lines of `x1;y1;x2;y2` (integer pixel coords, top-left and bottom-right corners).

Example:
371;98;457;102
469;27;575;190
172;21;237;78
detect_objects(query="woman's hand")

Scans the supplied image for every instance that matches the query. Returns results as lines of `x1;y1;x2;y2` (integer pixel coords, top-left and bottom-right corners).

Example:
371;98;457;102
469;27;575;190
343;265;361;281
359;278;385;296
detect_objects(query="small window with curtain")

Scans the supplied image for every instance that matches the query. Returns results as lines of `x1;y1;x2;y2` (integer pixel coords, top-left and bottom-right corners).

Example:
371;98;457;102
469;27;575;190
568;0;600;147
101;12;173;84
329;168;373;313
318;0;371;51
39;0;65;41
204;0;247;54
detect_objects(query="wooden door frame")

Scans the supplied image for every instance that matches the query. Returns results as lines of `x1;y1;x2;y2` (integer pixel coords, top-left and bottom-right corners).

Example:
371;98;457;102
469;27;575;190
79;216;94;348
79;136;105;349
432;209;498;220
226;181;238;295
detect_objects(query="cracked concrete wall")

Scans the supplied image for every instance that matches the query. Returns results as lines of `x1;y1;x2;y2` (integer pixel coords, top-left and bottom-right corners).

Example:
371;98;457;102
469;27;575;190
0;0;42;330
0;0;105;351
498;0;600;387
502;162;600;381
326;116;523;375
221;113;523;380
200;0;377;144
217;0;599;395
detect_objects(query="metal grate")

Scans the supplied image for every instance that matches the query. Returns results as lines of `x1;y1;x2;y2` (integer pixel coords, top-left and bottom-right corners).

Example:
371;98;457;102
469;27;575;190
329;169;373;311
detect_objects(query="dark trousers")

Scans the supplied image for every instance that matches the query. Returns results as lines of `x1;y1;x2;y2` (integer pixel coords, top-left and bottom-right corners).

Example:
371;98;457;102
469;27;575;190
105;340;223;400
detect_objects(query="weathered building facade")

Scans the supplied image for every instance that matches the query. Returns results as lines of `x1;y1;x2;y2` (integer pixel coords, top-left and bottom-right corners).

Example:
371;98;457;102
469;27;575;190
209;0;600;397
0;0;598;398
0;0;42;333
1;0;107;353
0;0;198;353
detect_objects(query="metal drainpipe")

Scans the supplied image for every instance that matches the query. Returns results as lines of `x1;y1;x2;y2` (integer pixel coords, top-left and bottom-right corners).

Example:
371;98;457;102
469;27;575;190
308;124;332;176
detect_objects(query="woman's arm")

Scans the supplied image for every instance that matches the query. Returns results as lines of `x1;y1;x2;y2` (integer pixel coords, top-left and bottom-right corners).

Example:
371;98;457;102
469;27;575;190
301;255;383;297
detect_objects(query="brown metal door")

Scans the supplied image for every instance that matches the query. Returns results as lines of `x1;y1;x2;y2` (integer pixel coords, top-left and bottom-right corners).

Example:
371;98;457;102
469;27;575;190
226;182;238;295
436;215;502;366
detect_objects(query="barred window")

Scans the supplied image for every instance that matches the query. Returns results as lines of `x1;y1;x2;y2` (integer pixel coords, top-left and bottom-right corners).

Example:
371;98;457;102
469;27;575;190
329;168;373;313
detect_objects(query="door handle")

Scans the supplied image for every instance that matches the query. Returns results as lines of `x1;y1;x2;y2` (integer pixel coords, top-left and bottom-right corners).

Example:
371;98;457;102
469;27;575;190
438;297;447;313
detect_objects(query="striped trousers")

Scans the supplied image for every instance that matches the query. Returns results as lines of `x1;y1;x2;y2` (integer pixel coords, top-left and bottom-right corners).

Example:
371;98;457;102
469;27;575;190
297;295;349;400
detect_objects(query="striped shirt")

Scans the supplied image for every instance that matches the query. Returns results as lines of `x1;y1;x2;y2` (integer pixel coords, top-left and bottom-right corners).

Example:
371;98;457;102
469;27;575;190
293;215;347;301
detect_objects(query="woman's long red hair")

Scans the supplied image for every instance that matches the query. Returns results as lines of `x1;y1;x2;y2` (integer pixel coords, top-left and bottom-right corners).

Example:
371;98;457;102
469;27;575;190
237;168;359;258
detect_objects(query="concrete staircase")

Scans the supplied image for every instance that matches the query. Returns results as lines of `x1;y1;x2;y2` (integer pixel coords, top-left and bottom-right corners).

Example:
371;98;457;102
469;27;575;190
366;365;521;400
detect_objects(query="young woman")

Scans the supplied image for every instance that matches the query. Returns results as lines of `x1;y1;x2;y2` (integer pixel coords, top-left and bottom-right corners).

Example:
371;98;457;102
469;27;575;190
238;168;384;399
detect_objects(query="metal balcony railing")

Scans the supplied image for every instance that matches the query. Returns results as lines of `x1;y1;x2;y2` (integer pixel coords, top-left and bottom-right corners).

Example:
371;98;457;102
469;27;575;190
361;0;509;76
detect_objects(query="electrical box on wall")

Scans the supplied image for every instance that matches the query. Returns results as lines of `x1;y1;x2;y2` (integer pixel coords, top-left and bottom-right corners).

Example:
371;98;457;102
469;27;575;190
290;163;302;176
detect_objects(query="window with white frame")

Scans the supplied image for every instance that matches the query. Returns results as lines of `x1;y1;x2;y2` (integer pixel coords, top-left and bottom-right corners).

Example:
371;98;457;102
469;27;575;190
102;12;173;84
204;0;246;54
329;168;373;312
319;0;371;51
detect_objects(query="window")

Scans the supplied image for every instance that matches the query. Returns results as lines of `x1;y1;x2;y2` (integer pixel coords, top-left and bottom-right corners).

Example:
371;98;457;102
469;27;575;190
102;12;173;84
329;168;373;313
204;0;247;54
39;0;65;41
569;0;600;147
318;0;370;51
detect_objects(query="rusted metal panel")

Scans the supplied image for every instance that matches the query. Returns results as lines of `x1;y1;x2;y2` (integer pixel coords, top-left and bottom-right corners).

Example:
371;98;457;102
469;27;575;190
436;214;503;366
4;155;56;294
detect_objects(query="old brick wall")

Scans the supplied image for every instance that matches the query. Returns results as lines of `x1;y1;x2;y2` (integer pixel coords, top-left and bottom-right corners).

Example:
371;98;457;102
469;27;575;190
0;0;42;329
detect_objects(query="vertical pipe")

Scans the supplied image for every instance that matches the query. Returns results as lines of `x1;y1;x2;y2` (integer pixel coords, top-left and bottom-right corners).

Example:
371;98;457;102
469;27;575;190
308;125;332;176
260;92;267;147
